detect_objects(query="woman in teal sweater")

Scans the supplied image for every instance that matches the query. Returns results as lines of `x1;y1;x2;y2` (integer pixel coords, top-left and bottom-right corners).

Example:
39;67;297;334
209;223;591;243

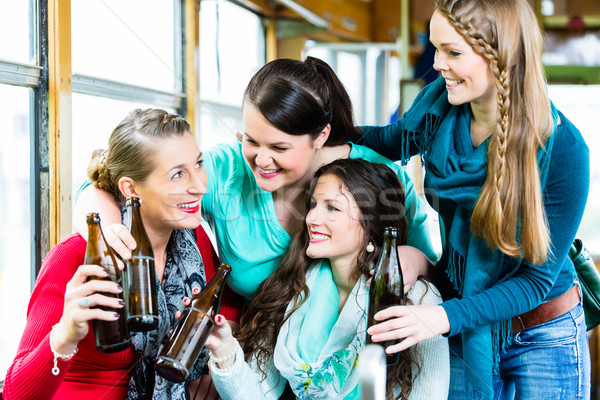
73;57;437;301
362;0;590;399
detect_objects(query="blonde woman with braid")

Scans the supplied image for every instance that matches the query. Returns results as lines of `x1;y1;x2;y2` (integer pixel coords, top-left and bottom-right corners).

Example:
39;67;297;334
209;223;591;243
361;0;590;399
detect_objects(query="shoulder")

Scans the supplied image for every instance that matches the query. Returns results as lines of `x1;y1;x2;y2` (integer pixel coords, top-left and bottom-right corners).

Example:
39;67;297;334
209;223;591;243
41;234;86;268
205;142;244;164
349;143;411;181
33;234;86;298
545;110;589;187
203;142;249;201
552;111;589;157
406;279;442;306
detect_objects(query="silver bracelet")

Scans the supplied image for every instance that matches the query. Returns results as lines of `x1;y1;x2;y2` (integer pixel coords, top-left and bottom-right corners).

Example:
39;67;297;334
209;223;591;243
209;337;238;365
49;324;79;376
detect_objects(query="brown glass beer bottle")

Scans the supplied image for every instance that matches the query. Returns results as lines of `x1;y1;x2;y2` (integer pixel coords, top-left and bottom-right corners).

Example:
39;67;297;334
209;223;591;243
124;196;159;332
85;212;131;353
155;263;232;382
366;226;405;365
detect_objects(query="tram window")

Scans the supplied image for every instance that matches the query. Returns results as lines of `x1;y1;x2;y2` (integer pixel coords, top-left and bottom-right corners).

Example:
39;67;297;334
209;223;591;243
336;52;365;124
71;94;177;204
0;1;31;63
0;86;31;380
548;84;600;255
199;0;265;149
72;0;177;92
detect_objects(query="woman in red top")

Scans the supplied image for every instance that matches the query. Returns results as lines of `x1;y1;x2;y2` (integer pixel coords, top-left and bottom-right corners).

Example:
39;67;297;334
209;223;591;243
3;109;239;400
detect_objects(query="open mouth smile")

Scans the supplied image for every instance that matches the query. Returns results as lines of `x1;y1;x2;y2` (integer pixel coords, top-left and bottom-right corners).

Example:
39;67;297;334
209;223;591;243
177;200;199;214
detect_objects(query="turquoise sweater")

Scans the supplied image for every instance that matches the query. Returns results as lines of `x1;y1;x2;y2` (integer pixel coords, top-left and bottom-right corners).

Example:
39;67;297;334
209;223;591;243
201;141;437;298
361;83;589;336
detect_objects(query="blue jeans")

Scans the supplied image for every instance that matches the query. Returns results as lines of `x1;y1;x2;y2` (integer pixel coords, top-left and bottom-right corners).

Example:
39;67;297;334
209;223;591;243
448;301;590;399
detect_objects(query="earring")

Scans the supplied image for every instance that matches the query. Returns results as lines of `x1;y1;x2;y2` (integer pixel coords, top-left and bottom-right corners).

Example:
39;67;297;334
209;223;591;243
317;145;322;150
366;242;375;253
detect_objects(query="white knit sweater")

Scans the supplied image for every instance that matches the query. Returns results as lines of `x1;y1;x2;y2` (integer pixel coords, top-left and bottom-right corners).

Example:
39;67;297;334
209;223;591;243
211;280;450;399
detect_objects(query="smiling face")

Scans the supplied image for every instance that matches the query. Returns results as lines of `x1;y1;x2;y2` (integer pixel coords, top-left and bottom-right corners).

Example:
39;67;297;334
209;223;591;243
305;174;365;268
132;132;207;233
241;102;327;193
430;10;496;109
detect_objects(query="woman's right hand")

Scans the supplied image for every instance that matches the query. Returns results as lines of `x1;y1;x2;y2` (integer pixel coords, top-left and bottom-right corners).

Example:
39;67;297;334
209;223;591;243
51;264;124;355
103;223;137;261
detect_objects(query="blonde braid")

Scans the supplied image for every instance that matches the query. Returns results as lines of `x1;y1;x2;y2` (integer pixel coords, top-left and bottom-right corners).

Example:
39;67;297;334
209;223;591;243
87;148;121;201
440;7;520;254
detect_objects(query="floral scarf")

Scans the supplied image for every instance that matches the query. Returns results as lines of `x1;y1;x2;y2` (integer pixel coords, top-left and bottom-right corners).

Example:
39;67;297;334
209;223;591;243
274;261;366;399
126;228;208;400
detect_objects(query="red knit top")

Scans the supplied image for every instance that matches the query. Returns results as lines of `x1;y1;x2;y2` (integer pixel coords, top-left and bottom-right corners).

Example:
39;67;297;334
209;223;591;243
3;227;242;400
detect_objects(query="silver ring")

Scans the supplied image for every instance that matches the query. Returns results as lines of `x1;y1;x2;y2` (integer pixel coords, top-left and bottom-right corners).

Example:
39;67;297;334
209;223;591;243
79;297;91;308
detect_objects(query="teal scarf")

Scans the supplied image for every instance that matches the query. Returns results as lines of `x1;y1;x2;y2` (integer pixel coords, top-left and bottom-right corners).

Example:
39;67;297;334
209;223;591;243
395;77;557;399
274;261;366;399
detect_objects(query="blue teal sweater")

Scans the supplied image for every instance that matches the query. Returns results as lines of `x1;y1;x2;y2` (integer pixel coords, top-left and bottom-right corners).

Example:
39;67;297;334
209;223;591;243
361;101;589;337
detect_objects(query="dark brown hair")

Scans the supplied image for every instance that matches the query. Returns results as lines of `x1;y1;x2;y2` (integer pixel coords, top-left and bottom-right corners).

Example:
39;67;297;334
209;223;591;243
244;56;361;146
237;159;419;399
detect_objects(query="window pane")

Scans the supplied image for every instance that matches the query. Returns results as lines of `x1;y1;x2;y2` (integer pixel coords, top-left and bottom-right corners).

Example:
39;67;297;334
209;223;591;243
71;94;176;204
0;1;32;63
0;86;31;378
199;0;265;106
199;104;243;150
548;85;600;254
72;0;176;92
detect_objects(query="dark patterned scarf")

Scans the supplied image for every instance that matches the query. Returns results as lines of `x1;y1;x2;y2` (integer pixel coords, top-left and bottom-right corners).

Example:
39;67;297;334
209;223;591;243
126;229;208;400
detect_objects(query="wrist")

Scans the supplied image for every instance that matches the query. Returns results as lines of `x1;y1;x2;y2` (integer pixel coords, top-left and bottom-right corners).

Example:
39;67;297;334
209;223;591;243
51;322;79;355
210;337;238;369
49;324;79;376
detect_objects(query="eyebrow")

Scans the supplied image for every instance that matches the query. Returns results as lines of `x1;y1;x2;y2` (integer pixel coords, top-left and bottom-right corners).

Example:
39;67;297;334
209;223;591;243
434;41;467;49
166;151;203;173
245;132;292;146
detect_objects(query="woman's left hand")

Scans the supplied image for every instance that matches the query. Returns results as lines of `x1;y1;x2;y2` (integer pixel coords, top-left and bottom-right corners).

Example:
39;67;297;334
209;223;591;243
366;305;450;353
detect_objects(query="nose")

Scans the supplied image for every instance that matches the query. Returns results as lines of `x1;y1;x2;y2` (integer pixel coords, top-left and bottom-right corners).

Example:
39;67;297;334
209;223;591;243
189;170;207;196
306;205;324;225
255;147;273;168
433;50;447;72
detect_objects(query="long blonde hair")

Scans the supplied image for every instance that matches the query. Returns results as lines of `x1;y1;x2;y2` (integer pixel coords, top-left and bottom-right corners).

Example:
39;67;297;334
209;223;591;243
436;0;553;264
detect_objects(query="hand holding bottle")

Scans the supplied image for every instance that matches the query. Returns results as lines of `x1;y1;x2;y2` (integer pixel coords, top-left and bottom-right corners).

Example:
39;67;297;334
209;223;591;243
52;264;124;356
366;304;450;354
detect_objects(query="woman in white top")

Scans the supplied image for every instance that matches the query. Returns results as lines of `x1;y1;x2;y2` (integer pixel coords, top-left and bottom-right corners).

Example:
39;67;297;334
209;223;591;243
205;159;450;400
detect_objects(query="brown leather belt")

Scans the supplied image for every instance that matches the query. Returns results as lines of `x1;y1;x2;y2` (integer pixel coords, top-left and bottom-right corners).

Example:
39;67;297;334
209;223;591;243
511;285;580;333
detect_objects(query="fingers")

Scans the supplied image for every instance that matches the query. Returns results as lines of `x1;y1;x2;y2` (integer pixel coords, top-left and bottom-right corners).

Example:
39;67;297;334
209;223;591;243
214;315;228;327
68;264;108;286
205;316;234;351
104;223;136;260
235;131;243;143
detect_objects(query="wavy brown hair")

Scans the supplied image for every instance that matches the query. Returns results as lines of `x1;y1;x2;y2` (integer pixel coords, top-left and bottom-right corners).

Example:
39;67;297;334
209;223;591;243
435;0;553;264
237;159;420;400
87;108;191;205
